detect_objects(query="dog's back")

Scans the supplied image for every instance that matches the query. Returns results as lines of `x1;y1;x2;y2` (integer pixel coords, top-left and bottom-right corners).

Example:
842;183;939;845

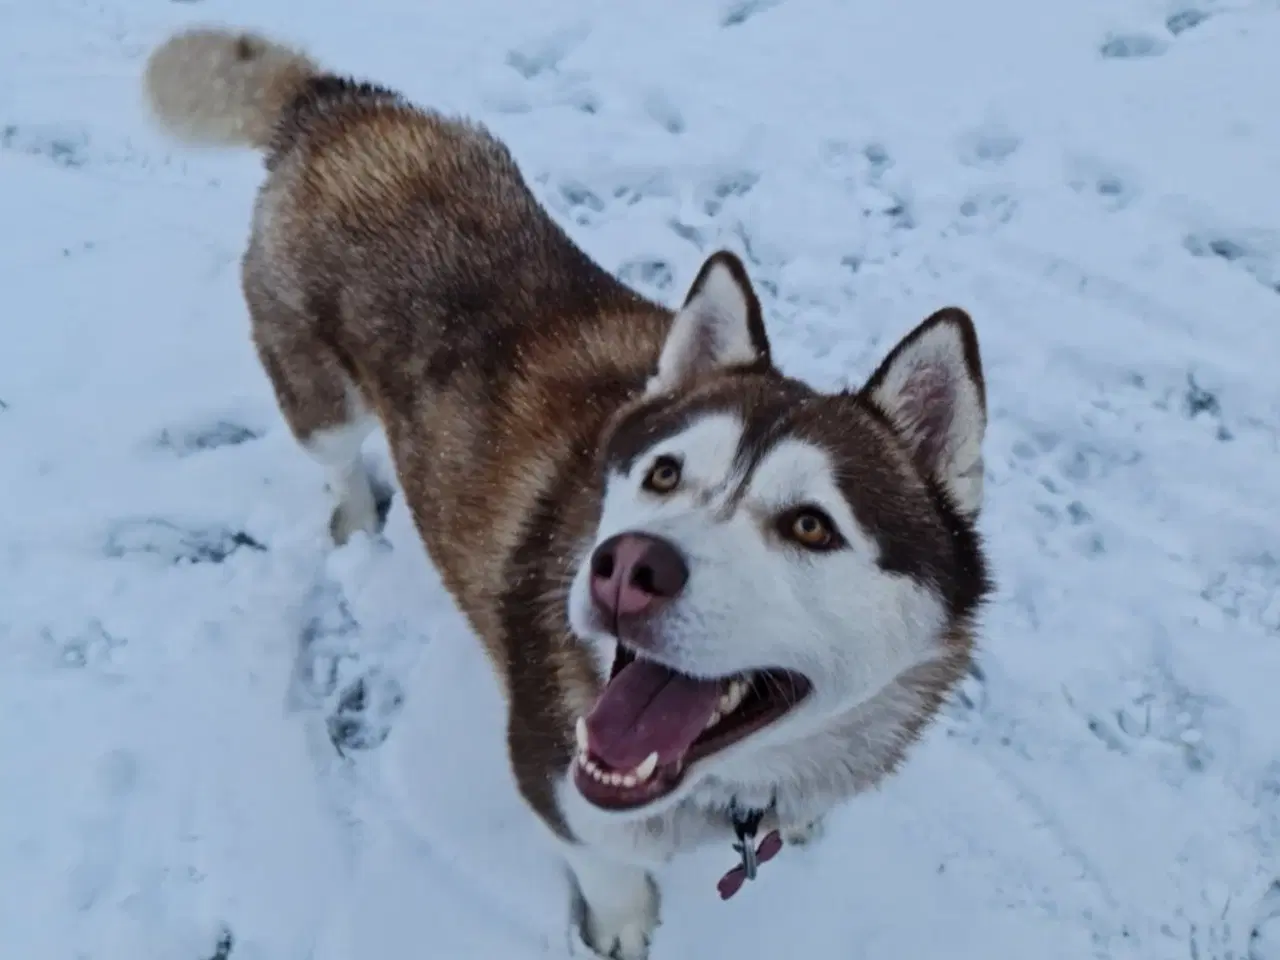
145;28;672;677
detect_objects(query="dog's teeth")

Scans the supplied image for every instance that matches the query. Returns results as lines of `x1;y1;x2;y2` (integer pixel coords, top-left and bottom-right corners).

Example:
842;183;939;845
704;709;722;731
575;717;588;754
719;677;749;715
578;747;659;791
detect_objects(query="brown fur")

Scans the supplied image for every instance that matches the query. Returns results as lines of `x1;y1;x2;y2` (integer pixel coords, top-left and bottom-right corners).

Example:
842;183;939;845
143;27;991;860
145;27;686;837
254;100;678;836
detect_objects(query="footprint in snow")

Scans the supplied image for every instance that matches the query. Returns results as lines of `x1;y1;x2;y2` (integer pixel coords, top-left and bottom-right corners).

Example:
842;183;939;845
1;122;90;168
1166;9;1211;36
505;21;591;79
1095;30;1167;58
955;124;1021;169
949;660;991;717
104;518;266;565
288;578;359;710
495;22;598;115
555;181;607;226
287;578;407;753
699;169;759;217
1099;31;1168;59
153;419;262;457
1065;156;1139;213
204;929;234;960
327;670;406;754
1184;229;1280;294
956;188;1018;234
720;0;782;28
641;89;685;135
1200;552;1280;635
51;619;127;670
1067;657;1216;776
617;258;675;296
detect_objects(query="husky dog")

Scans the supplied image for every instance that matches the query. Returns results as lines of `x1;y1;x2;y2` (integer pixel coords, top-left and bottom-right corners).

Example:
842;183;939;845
144;26;993;959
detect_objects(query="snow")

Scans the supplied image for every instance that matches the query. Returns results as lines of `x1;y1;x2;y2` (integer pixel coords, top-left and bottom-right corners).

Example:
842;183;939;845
1;0;1278;956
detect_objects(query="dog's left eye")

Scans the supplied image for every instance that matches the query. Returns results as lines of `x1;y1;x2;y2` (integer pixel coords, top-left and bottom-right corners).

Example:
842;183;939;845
642;455;682;494
780;507;840;551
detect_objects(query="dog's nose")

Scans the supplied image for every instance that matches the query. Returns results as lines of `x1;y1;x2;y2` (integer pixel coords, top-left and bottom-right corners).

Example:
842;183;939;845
589;532;689;623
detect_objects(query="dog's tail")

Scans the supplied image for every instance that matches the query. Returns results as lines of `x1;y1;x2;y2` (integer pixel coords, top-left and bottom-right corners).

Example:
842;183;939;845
143;27;320;150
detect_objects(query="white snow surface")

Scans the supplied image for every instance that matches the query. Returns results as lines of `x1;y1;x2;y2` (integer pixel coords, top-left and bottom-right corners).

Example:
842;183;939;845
2;0;1279;957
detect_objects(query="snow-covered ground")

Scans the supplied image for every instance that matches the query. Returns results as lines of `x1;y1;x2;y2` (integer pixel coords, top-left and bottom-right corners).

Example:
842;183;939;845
2;0;1279;956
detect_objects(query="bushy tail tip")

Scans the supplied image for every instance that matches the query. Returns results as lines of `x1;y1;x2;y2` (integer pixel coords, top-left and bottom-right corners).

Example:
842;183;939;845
143;27;318;149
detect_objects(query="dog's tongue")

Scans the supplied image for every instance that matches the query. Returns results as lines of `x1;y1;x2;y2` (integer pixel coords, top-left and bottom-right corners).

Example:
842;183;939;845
585;658;722;771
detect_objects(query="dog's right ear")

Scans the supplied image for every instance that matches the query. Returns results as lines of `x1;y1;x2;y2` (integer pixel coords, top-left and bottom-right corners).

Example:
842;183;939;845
645;250;771;396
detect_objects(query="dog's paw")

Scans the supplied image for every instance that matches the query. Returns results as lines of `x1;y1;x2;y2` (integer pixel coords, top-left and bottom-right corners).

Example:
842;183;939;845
567;856;659;960
329;499;381;547
327;466;393;547
576;911;653;960
782;816;827;848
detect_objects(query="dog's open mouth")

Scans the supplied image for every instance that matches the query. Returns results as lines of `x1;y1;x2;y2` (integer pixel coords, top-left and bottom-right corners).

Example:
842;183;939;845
571;645;812;811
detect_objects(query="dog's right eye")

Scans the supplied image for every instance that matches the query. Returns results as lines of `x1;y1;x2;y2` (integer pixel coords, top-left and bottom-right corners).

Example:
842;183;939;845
642;455;682;494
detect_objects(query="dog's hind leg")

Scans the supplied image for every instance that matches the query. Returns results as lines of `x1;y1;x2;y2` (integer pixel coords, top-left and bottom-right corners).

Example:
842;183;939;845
246;282;382;545
307;404;382;546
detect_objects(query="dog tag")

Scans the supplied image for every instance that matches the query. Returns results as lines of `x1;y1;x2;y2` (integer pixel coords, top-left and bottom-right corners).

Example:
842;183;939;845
717;830;783;900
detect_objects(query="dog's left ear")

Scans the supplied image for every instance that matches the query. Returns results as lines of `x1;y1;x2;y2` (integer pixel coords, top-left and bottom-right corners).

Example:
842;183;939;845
646;250;771;395
862;308;987;517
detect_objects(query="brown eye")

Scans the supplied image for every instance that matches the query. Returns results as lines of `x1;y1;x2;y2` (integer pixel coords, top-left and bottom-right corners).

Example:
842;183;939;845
785;508;838;550
642;456;682;494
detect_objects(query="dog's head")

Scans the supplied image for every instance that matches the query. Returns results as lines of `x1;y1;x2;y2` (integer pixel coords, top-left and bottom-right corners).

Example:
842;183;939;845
566;250;992;820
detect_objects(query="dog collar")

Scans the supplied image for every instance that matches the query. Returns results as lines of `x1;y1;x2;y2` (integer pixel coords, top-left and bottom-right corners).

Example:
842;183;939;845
717;799;783;900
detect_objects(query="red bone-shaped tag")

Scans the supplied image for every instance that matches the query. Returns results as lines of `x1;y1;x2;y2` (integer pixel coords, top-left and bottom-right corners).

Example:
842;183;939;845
716;829;784;900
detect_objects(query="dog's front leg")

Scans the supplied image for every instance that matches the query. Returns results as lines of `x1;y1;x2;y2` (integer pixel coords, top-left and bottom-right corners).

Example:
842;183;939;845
564;844;660;960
